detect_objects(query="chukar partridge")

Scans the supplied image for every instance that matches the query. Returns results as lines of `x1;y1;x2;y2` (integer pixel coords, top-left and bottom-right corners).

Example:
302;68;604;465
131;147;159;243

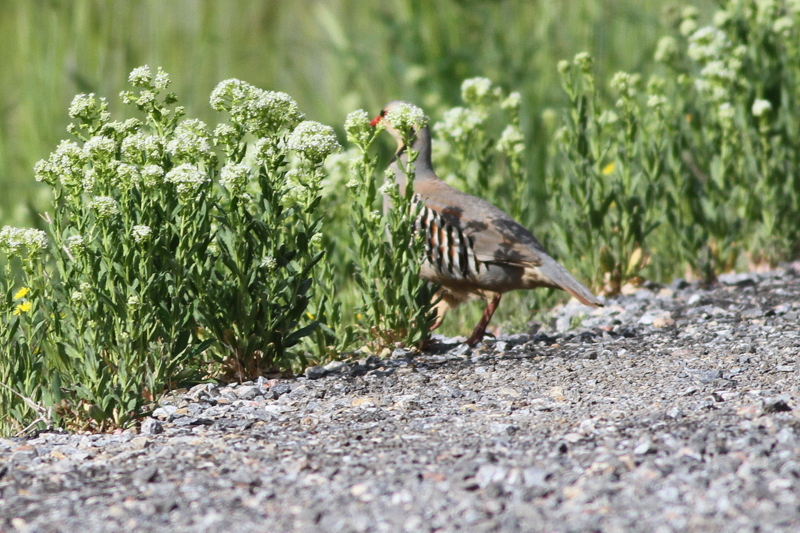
372;101;602;346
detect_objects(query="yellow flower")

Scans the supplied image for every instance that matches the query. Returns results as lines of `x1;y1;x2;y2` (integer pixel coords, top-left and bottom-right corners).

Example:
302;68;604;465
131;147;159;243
355;313;363;320
602;162;616;175
12;301;32;315
306;312;315;320
13;287;30;300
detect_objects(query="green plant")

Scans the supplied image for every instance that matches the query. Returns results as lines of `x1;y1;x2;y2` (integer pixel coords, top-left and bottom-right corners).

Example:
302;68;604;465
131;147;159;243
345;105;437;350
0;67;339;433
549;54;664;295
655;2;800;273
0;228;55;436
203;80;339;379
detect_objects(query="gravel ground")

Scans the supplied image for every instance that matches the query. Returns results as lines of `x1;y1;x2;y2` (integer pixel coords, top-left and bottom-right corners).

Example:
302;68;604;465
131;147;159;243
2;265;800;532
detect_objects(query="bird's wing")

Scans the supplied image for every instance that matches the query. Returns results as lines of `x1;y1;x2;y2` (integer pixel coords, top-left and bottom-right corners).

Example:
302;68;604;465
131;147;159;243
417;182;546;267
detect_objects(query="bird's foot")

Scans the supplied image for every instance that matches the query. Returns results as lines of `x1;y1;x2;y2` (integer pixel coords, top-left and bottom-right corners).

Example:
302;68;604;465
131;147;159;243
466;329;486;347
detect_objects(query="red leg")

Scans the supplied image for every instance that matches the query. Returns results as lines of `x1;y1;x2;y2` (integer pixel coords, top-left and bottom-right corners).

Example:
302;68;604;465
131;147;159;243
465;293;502;346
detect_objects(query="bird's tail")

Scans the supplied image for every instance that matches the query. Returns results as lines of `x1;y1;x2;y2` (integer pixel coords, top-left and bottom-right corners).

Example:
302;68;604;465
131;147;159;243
534;255;603;307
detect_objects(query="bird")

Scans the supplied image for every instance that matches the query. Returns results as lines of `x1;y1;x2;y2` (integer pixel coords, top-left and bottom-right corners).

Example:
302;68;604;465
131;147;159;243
371;100;602;346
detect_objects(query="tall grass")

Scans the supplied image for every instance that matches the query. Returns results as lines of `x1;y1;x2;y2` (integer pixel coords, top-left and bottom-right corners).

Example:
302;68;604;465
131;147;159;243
0;1;713;229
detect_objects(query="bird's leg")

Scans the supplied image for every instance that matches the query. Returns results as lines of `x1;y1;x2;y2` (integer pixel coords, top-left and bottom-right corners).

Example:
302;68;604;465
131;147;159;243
429;289;453;331
466;293;502;346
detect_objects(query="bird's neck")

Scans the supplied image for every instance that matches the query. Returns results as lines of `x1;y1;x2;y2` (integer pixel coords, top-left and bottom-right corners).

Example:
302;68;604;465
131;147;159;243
395;126;433;177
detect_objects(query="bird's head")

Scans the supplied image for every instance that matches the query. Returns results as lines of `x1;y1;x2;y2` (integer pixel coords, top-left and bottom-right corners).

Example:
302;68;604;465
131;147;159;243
371;100;429;152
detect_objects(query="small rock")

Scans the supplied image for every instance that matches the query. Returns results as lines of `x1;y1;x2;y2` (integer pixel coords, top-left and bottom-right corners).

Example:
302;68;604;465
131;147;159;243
151;405;178;420
763;396;792;413
139;417;164;435
634;441;653;455
323;360;347;373
133;465;158;484
349;364;368;377
391;348;411;358
490;423;518;436
652;316;675;328
670;278;689;290
236;385;260;400
304;366;326;380
740;307;764;319
270;383;291;398
687;294;703;306
450;344;471;357
718;272;757;286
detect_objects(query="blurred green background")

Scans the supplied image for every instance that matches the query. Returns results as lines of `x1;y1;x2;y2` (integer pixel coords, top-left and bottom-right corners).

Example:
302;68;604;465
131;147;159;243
0;0;713;229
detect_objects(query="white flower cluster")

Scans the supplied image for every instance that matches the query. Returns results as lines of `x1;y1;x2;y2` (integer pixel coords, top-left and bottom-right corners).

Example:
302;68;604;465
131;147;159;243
166;119;215;163
82;168;97;194
128;66;153;87
153;68;171;90
85;135;117;162
140;165;165;188
210;79;304;138
680;6;699;36
752;98;772;117
378;179;396;195
385;102;429;134
131;225;153;244
68;93;103;120
121;132;165;164
497;125;524;155
213;123;239;147
127;295;141;309
0;226;47;256
165;163;209;199
461;77;500;106
433;107;483;145
718;102;735;121
90;196;120;219
260;256;277;271
0;226;48;256
287;121;341;164
344;110;372;145
654;36;678;63
65;235;86;256
686;26;744;103
501;92;521;114
647;95;668;109
573;52;593;73
687;27;728;62
609;72;641;98
219;163;249;194
113;163;139;191
100;118;142;139
254;137;278;166
9;227;44;254
125;66;171;91
34;140;88;189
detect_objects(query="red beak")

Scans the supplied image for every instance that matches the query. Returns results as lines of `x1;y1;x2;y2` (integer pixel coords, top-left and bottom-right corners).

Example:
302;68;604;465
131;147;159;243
370;114;383;127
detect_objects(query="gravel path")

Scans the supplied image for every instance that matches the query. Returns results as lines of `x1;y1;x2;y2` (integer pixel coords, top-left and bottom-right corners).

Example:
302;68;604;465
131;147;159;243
2;266;800;532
